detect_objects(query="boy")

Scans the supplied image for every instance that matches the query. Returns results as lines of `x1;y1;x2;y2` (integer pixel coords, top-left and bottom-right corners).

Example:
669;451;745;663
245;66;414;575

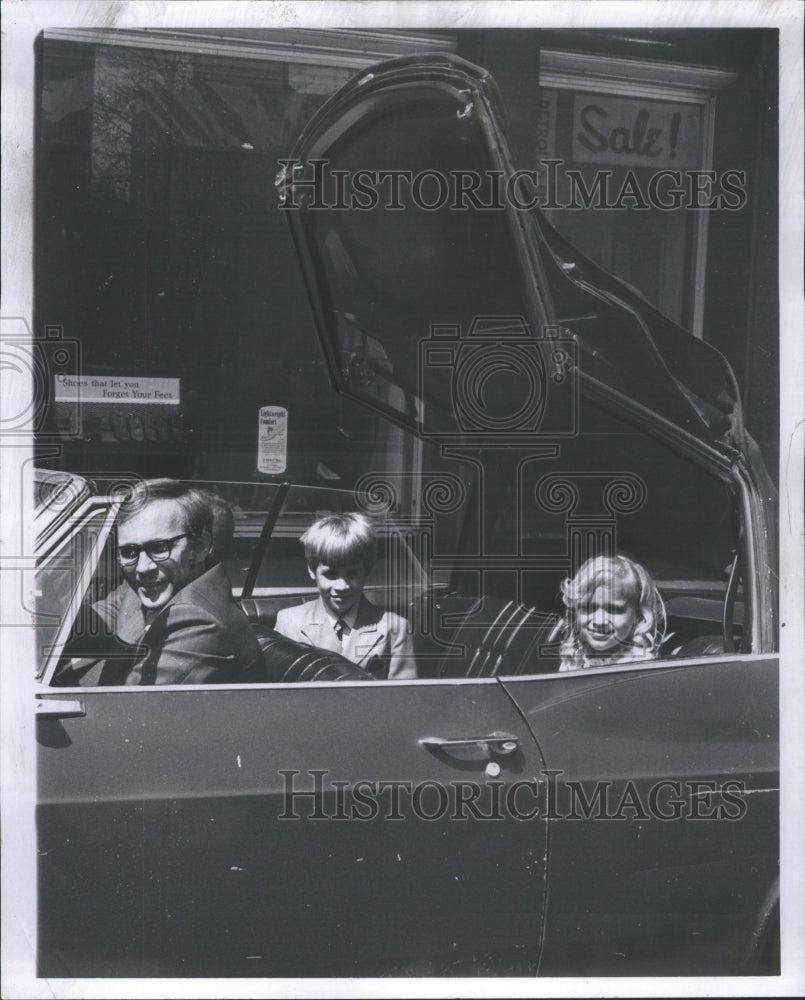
275;512;417;679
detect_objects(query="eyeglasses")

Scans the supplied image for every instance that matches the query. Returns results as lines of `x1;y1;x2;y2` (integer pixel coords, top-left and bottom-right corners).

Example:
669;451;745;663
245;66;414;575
117;533;189;565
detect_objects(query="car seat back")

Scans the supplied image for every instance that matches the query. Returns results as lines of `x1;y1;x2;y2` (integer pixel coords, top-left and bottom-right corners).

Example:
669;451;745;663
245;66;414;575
249;622;375;682
437;597;560;678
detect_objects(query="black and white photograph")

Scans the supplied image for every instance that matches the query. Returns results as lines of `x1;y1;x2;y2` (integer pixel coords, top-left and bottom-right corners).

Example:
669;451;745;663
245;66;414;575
1;1;803;997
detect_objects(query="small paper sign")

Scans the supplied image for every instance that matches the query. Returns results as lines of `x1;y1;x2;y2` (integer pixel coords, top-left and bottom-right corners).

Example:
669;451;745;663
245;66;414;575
257;406;288;475
53;374;180;404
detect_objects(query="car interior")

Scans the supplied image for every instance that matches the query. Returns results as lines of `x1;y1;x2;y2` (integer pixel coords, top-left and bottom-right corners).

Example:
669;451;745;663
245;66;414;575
42;402;746;689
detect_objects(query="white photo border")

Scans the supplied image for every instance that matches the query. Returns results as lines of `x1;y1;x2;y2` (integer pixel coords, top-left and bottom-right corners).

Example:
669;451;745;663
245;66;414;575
2;2;802;998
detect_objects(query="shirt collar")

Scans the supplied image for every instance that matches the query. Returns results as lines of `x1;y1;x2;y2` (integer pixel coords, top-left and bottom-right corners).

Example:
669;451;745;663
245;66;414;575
317;596;360;631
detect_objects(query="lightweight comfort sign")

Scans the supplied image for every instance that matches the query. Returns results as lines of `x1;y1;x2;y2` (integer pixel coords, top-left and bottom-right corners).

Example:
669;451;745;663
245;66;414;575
257;406;288;474
53;374;181;403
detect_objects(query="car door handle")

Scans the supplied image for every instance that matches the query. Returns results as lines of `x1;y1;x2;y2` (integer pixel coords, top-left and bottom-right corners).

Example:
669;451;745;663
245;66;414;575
36;698;86;720
419;733;519;757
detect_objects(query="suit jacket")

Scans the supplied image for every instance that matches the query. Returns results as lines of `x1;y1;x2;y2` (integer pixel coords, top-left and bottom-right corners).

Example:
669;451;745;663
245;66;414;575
62;564;265;686
275;596;416;679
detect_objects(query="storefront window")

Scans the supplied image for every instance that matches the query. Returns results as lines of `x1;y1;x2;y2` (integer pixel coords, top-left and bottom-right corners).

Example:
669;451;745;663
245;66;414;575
36;29;452;505
537;50;736;335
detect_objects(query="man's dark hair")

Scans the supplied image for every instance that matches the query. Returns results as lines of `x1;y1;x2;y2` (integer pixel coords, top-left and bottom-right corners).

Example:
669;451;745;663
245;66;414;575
118;478;217;541
203;491;235;565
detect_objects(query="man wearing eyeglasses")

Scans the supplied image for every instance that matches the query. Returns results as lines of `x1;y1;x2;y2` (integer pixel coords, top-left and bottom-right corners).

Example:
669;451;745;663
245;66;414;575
66;479;264;686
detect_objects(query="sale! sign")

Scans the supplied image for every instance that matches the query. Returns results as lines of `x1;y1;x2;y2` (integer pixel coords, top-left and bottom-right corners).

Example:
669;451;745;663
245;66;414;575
572;95;701;170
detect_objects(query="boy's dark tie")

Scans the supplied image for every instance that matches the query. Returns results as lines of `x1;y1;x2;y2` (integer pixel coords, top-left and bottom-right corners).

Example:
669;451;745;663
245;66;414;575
334;618;347;642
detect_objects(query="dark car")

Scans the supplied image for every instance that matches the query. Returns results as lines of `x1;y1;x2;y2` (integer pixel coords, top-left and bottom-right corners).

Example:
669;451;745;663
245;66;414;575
36;55;778;978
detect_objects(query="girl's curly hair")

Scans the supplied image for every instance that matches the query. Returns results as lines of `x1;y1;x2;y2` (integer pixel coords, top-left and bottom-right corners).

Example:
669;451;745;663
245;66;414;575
558;554;667;667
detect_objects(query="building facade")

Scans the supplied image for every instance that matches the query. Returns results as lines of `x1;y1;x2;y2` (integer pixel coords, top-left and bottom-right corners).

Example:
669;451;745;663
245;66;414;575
35;27;778;490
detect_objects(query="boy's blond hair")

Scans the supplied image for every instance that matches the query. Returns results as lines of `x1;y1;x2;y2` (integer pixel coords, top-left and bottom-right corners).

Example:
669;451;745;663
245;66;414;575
299;512;376;571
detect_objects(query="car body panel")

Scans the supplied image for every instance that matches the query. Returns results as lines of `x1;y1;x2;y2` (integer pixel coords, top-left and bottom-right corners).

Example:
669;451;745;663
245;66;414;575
503;654;778;975
38;679;547;977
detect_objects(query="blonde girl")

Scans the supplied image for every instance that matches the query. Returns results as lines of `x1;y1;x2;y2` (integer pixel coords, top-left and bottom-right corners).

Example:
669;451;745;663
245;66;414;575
556;555;667;671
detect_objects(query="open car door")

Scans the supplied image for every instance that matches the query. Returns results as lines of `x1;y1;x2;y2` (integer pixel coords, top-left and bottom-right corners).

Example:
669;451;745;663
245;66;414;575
280;52;776;651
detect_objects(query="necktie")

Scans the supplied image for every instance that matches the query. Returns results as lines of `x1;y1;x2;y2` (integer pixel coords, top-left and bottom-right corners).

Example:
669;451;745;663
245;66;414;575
334;618;347;642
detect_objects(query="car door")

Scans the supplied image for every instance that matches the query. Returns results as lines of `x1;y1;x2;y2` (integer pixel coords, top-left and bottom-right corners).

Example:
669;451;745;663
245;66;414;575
36;480;550;978
38;675;548;978
502;653;779;976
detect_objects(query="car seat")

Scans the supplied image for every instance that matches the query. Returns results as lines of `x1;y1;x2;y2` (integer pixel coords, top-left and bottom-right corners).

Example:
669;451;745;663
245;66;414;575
436;597;560;678
248;621;375;682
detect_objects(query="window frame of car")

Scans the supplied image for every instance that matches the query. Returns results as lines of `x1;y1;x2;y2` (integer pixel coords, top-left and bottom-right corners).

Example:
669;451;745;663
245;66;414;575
34;410;775;692
35;495;122;685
